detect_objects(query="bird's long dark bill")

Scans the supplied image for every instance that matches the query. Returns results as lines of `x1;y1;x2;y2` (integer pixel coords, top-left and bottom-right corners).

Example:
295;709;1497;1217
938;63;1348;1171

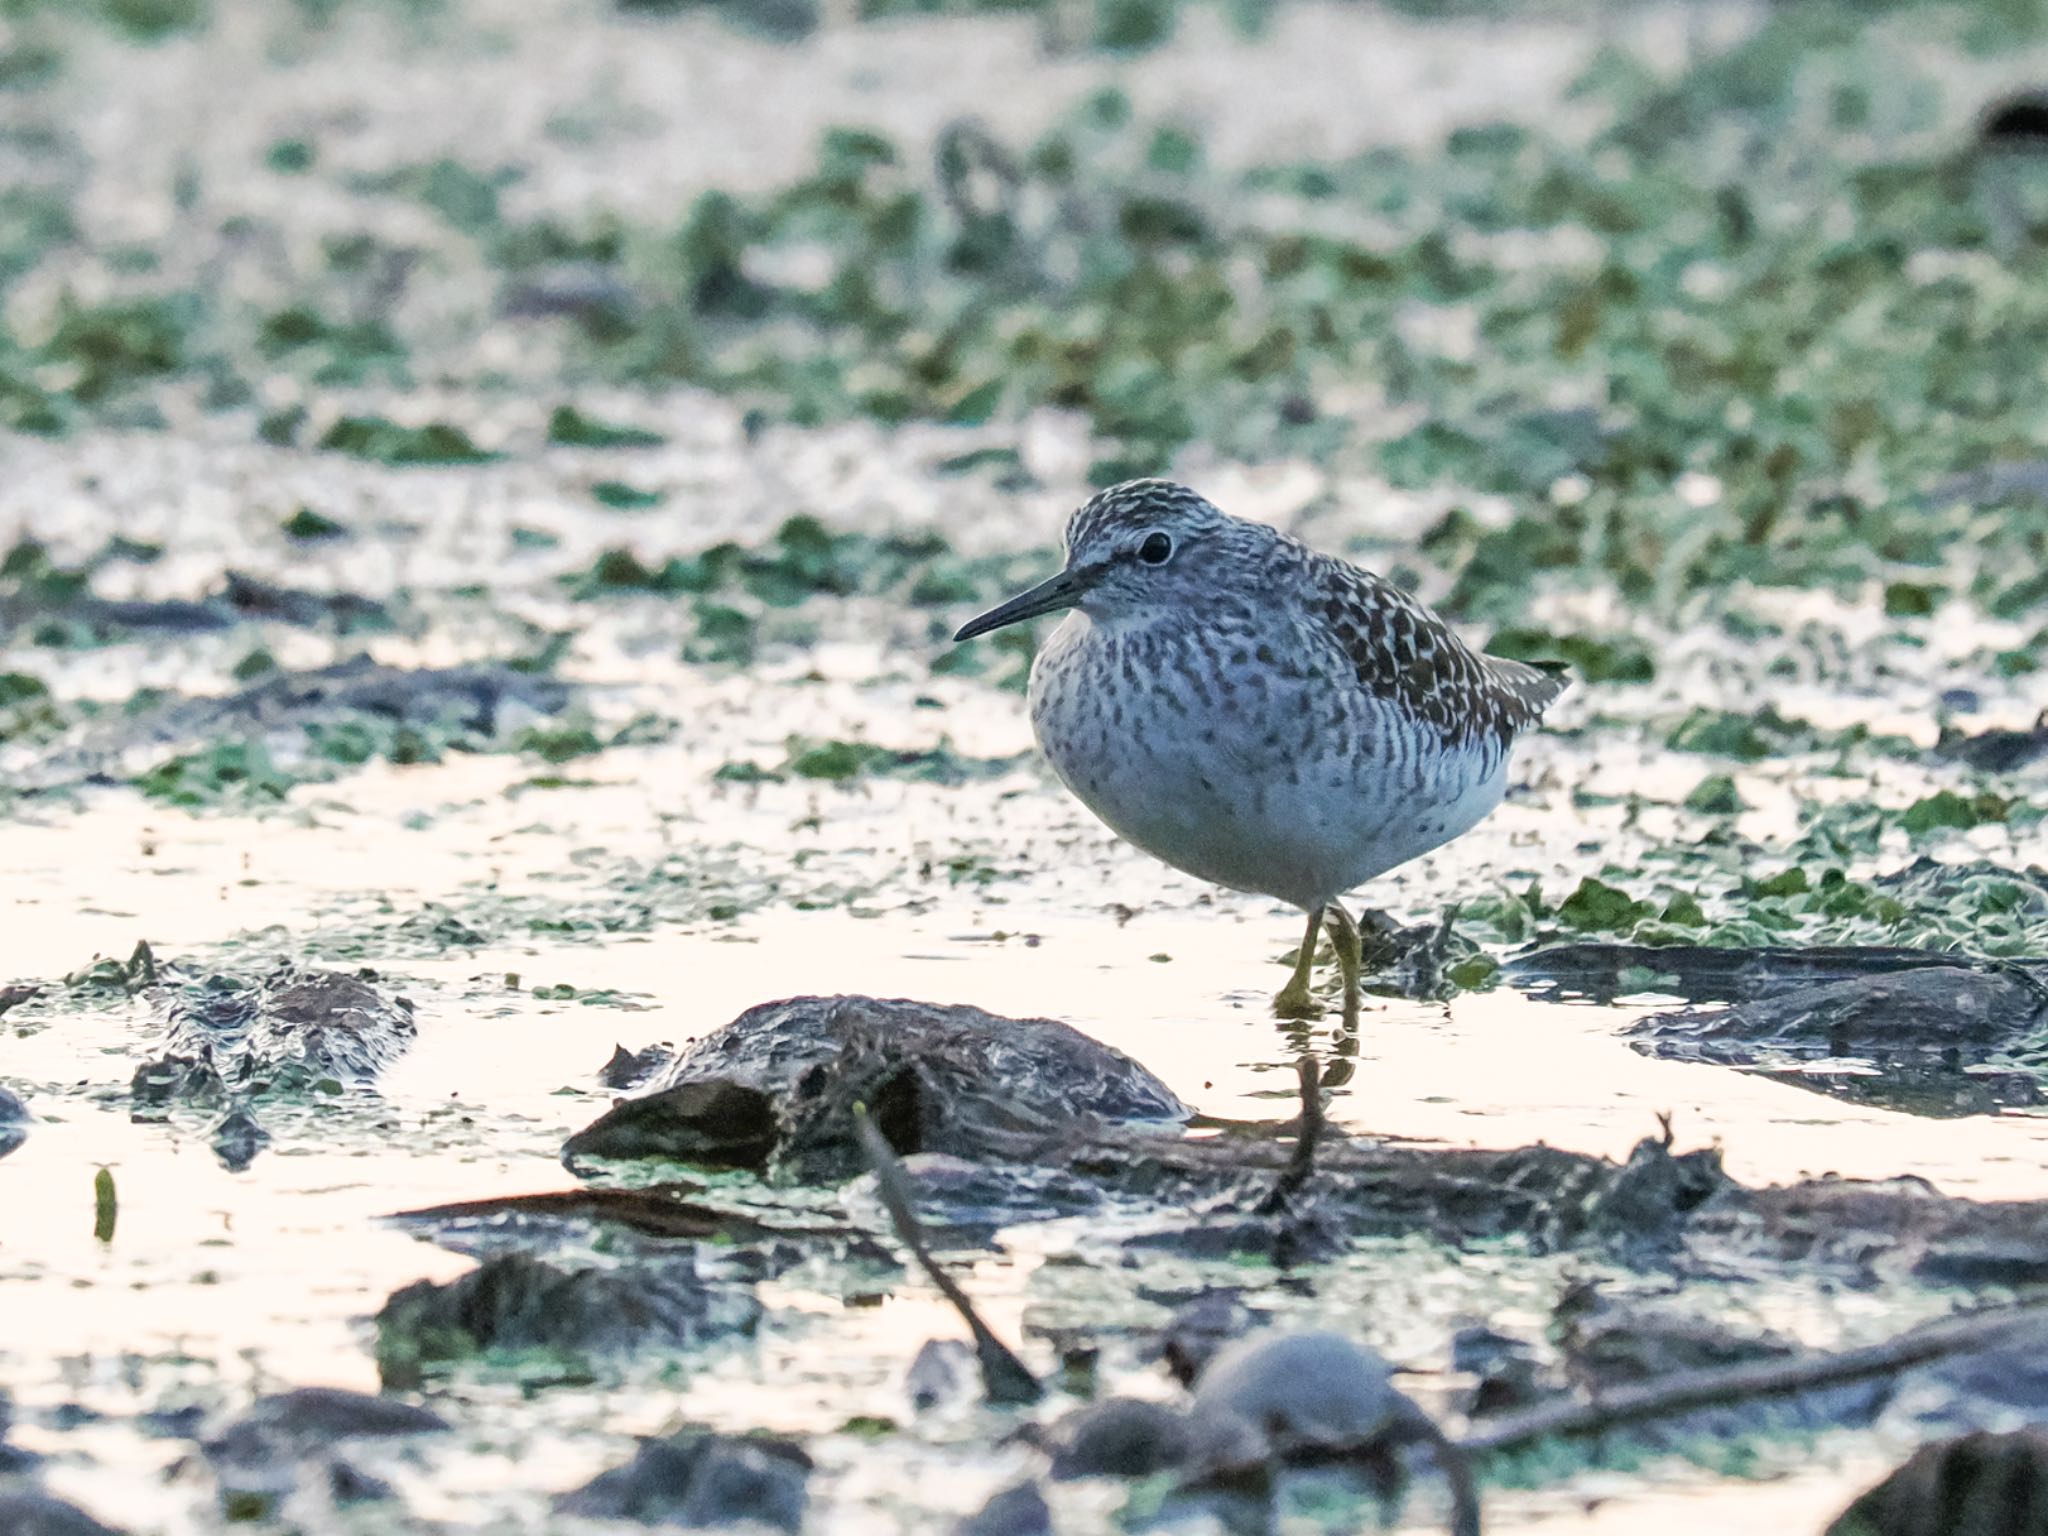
952;569;1091;641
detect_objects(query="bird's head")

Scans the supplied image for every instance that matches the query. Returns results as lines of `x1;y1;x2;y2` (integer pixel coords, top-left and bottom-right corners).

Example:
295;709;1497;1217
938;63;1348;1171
953;480;1261;641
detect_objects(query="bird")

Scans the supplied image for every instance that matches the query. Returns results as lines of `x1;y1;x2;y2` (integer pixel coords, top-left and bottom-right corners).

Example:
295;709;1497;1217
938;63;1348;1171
952;479;1567;1031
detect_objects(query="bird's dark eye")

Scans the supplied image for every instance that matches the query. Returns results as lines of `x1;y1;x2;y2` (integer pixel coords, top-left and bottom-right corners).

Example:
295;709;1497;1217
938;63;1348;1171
1138;531;1174;565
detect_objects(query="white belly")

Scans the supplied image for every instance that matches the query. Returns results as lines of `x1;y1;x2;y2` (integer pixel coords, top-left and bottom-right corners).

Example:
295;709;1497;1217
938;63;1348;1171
1027;613;1509;910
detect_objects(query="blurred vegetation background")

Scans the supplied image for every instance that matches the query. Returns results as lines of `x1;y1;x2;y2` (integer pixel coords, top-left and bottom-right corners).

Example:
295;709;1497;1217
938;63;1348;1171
6;0;2048;635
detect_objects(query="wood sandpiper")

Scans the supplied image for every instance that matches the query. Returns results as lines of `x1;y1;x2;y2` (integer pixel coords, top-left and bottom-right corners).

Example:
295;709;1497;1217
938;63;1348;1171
953;479;1567;1031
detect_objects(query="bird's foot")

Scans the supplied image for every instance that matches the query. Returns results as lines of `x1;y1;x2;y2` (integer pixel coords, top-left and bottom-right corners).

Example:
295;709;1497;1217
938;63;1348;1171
1273;906;1328;1020
1326;905;1365;1035
1272;973;1325;1020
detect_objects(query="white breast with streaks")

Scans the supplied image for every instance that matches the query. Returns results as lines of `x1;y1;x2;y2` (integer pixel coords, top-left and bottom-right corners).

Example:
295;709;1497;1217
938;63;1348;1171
1027;606;1510;911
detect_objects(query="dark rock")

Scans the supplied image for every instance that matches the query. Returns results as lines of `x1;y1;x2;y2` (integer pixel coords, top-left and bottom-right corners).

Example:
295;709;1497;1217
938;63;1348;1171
557;1437;699;1521
0;984;39;1017
843;1154;1105;1239
0;1083;27;1160
0;1441;42;1474
1625;964;2048;1117
202;1389;439;1522
600;1041;674;1089
555;1431;811;1531
0;1492;128;1536
375;1252;760;1380
1049;1396;1192;1480
1450;1325;1551;1418
682;1437;811;1530
1176;1332;1456;1526
134;965;416;1103
1512;941;2048;1007
1553;1282;1797;1393
567;1079;779;1167
209;1106;270;1171
1936;711;2048;773
1825;1428;2048;1535
908;1338;975;1411
0;1397;24;1468
1153;1291;1259;1388
1350;907;1465;1001
955;1481;1054;1536
323;1458;396;1504
1627;966;2048;1061
564;995;1187;1179
1189;1331;1403;1460
208;1387;449;1452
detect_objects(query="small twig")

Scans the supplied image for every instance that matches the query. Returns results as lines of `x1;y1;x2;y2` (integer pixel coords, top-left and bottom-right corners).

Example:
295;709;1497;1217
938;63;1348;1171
1255;1057;1324;1216
852;1108;1043;1405
1462;1299;2048;1458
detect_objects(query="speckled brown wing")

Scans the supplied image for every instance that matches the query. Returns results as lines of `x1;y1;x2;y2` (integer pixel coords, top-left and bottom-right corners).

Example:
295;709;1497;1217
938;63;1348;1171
1299;552;1567;750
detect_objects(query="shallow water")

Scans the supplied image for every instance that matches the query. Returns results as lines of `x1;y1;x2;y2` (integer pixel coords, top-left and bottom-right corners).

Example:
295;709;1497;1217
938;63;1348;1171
4;729;2044;1530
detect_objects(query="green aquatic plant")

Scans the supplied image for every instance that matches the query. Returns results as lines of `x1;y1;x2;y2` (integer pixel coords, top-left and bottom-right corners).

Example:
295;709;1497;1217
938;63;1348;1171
319;415;496;464
258;305;405;385
713;735;1024;786
93;1166;116;1242
134;739;297;806
590;480;665;510
1469;854;2048;959
547;404;666;449
280;506;348;540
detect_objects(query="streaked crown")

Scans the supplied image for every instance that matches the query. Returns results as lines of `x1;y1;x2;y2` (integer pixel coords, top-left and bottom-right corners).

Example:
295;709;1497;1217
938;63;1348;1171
1064;479;1229;559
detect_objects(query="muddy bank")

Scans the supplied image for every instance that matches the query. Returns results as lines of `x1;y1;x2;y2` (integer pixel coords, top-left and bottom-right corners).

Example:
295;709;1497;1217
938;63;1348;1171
564;993;2048;1288
557;1431;813;1531
132;964;416;1103
3;657;576;799
1625;959;2048;1116
1504;939;2048;1116
119;962;417;1170
376;1252;765;1386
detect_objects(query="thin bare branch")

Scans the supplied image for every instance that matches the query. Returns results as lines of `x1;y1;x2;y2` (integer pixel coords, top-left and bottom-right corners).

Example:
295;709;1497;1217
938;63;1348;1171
853;1108;1042;1406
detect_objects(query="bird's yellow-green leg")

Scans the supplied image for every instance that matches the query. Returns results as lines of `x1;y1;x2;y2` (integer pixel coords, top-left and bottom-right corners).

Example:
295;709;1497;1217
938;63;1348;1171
1273;904;1326;1019
1326;903;1363;1034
